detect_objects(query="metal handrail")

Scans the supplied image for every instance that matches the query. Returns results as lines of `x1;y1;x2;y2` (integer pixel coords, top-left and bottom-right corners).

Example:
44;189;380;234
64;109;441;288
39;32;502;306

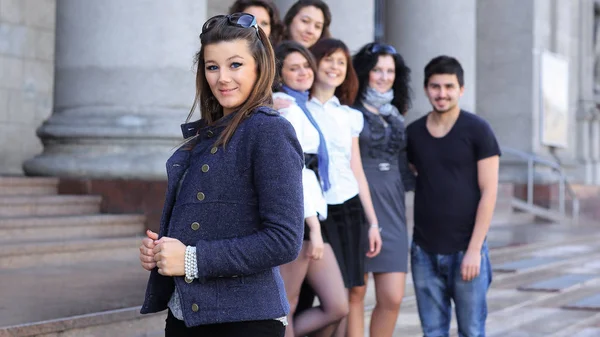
501;146;580;223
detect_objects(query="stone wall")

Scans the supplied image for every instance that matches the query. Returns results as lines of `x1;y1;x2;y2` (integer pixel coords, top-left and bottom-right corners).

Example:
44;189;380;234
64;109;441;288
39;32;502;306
0;0;55;175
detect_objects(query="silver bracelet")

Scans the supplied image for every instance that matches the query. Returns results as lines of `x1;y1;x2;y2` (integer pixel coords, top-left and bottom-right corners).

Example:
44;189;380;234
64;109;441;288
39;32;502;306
184;246;198;283
370;223;382;232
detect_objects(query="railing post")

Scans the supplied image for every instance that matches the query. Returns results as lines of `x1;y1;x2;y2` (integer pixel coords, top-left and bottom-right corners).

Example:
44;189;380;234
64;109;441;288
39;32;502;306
573;198;580;224
527;159;534;206
558;175;565;215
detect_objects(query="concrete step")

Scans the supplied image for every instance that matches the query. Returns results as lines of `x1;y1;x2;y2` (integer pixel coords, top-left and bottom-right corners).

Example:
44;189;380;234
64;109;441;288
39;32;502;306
485;307;598;337
0;177;59;196
0;195;102;218
0;236;141;269
0;259;153;329
0;214;145;243
0;307;165;337
550;315;600;337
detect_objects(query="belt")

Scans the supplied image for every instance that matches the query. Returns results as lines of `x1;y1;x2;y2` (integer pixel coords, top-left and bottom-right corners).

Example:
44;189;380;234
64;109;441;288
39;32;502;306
363;162;395;172
304;153;321;182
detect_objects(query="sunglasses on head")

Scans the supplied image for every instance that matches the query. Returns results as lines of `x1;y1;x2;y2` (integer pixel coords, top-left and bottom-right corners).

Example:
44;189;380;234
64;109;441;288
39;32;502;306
201;13;259;37
367;43;397;55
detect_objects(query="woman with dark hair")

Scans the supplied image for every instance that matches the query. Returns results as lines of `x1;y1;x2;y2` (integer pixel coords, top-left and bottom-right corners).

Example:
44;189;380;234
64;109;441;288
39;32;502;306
351;42;414;337
273;1;332;113
307;38;382;337
229;0;284;45
138;13;304;337
282;0;331;48
273;40;348;337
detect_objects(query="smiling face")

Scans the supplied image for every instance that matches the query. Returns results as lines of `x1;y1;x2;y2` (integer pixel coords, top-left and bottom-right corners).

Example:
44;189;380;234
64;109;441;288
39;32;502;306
288;6;324;48
281;51;314;92
369;54;395;94
315;49;347;90
425;73;464;114
204;39;258;116
242;5;271;38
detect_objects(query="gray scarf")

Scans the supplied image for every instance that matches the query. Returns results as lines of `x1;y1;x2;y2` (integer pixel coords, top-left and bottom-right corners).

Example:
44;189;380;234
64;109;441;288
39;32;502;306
362;86;402;121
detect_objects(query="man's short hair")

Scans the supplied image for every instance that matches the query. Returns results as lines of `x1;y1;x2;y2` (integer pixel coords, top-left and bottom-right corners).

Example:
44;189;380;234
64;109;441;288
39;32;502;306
424;56;464;87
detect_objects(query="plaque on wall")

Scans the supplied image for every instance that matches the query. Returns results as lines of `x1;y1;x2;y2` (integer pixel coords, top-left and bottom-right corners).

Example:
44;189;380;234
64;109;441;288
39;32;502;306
540;50;569;148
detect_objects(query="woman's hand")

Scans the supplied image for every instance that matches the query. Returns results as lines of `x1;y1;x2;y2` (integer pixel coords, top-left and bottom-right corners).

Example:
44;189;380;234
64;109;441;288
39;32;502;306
366;226;382;258
273;97;292;111
152;236;186;276
139;229;158;271
306;229;324;260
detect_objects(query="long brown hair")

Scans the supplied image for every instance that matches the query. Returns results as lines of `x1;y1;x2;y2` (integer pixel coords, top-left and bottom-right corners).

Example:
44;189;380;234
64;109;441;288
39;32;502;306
229;0;283;46
310;38;358;105
282;0;332;43
187;16;276;147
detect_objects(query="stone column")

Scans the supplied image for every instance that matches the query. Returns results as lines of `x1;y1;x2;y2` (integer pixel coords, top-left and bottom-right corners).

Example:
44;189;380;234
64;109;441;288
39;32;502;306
326;0;374;54
24;0;207;180
476;0;537;157
275;0;374;53
207;0;234;18
383;0;477;120
577;0;600;185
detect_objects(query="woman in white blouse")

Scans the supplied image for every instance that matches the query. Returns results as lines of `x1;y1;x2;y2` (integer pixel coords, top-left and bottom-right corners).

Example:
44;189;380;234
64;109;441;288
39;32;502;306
307;38;382;337
274;41;349;337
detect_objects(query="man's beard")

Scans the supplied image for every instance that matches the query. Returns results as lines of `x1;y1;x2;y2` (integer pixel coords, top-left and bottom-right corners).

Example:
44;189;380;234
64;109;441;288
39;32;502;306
432;99;454;114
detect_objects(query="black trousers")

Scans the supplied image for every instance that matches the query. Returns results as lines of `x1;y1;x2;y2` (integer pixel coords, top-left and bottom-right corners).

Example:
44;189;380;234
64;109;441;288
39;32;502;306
165;310;285;337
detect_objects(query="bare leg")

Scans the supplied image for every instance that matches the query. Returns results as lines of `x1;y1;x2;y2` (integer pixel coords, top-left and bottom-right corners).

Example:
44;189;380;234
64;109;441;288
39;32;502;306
310;291;348;337
294;244;349;336
369;272;406;337
346;275;368;337
280;242;311;337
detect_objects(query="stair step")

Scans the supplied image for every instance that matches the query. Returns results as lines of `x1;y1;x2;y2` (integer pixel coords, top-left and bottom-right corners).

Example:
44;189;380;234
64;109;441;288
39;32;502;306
0;307;165;337
0;236;141;268
0;176;59;196
0;259;153;328
486;307;597;337
0;195;102;218
0;214;145;243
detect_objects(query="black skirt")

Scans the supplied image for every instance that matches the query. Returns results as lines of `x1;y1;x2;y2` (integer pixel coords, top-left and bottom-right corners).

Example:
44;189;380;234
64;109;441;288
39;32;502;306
321;195;368;288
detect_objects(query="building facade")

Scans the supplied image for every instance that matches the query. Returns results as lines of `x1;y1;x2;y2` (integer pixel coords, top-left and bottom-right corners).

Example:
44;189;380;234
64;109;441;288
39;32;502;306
1;0;599;187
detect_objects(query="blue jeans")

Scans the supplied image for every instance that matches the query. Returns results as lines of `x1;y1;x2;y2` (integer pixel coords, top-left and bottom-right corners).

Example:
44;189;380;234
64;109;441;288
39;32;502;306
410;241;492;337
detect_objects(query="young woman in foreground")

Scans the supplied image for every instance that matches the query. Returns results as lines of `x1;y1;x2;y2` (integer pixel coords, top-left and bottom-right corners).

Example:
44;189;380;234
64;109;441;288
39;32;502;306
138;13;304;337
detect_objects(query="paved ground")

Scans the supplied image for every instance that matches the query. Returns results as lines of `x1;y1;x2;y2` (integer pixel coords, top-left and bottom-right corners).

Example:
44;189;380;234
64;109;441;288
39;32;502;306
376;217;600;336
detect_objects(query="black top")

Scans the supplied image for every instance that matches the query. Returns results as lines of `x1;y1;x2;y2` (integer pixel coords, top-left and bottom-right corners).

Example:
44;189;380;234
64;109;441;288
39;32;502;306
406;110;500;254
354;104;415;191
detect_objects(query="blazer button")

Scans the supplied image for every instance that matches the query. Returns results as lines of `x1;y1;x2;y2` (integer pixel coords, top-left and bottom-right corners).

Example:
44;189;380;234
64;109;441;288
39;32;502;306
196;192;205;201
210;146;218;154
207;130;214;138
191;222;200;230
185;276;194;283
201;164;209;173
192;303;199;312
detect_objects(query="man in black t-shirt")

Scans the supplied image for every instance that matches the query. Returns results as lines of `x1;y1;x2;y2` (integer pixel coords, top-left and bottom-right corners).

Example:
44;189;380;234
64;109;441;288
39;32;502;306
406;56;500;337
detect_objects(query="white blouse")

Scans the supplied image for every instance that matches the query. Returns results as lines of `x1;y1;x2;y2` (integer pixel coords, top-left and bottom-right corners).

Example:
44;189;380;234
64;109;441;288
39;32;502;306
306;95;364;205
274;92;327;220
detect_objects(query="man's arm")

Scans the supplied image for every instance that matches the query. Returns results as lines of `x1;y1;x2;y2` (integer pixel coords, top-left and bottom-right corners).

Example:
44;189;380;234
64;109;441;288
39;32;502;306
468;155;500;252
461;155;499;281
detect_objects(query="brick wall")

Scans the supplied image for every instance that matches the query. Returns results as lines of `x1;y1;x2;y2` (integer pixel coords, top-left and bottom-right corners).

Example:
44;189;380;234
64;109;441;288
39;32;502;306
0;0;55;175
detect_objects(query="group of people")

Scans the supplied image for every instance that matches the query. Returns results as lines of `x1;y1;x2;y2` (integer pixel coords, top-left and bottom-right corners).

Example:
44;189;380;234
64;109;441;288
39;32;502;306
137;1;501;337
